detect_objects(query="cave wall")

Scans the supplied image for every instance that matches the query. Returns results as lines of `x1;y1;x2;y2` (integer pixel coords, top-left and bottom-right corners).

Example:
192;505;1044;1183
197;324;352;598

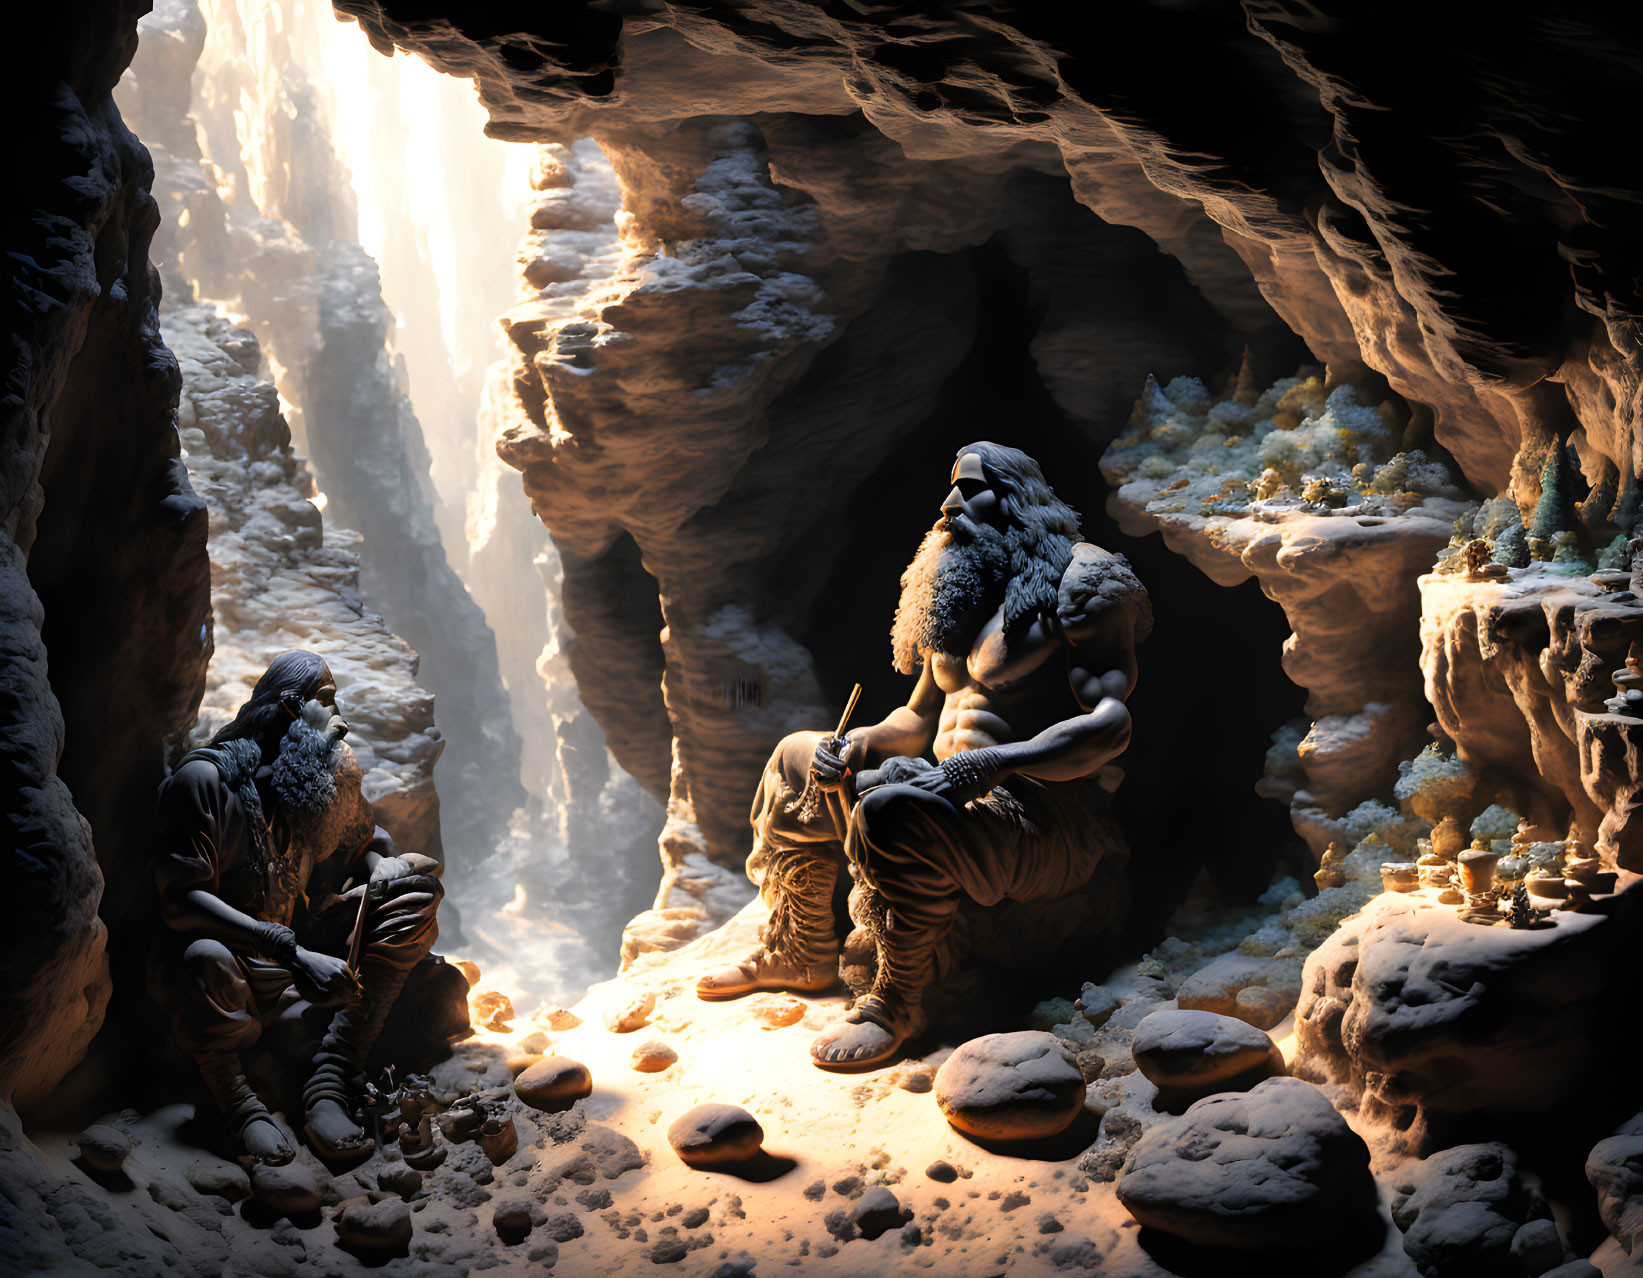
118;0;526;866
2;0;212;1109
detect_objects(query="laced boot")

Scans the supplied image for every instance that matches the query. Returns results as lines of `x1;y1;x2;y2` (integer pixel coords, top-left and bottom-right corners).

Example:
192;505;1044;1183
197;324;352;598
196;1050;294;1165
302;960;416;1160
810;889;934;1070
697;850;840;1000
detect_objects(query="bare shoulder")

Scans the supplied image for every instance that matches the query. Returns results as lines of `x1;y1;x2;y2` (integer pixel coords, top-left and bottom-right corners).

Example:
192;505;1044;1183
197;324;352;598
1056;542;1152;646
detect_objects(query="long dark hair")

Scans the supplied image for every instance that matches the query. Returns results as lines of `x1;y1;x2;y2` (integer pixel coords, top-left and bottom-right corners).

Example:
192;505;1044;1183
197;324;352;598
211;650;333;760
890;442;1083;674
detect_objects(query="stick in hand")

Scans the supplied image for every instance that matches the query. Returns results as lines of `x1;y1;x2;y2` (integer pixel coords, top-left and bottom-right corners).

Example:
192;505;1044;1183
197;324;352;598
787;683;862;822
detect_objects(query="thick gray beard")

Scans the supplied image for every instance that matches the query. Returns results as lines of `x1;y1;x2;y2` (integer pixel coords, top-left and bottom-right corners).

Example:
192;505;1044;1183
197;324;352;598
270;719;339;827
890;520;1010;671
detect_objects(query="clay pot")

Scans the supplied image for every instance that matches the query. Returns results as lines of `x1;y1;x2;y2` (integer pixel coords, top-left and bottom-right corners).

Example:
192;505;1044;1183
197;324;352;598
1457;849;1501;893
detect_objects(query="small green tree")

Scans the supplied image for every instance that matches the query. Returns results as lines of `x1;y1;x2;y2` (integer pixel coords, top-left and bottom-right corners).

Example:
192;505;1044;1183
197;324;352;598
1529;445;1575;540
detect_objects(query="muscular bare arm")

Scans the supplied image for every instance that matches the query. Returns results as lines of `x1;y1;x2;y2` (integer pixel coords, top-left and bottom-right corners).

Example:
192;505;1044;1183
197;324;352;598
992;614;1136;782
845;663;943;767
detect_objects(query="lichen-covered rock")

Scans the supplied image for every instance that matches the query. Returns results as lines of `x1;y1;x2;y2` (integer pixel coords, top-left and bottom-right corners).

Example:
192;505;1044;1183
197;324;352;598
934;1032;1085;1142
1389;1143;1558;1278
514;1057;593;1110
1129;1010;1282;1097
1116;1077;1378;1251
667;1104;764;1168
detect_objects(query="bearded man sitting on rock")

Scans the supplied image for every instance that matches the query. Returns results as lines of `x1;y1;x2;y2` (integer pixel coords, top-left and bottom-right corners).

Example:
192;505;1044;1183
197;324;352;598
698;442;1151;1069
151;651;443;1164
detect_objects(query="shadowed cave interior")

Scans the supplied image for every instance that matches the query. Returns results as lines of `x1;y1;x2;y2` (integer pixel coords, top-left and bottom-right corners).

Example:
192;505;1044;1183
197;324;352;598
7;2;1643;1276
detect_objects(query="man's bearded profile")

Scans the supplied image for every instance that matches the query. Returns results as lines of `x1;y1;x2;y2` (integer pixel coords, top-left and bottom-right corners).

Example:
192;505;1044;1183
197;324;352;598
700;439;1151;1070
890;441;1084;672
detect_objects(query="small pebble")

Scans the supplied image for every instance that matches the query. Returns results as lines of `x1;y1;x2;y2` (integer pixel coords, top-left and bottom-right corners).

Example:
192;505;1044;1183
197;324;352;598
925;1161;958;1183
631;1040;678;1073
605;990;657;1033
751;996;804;1028
535;1007;582;1030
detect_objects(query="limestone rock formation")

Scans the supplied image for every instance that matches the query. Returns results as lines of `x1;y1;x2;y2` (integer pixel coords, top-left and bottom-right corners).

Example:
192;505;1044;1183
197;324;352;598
120;0;524;864
1294;886;1643;1149
167;302;446;847
1420;568;1643;869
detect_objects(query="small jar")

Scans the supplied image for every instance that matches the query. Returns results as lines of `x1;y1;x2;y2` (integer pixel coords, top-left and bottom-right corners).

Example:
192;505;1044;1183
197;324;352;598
1457;848;1501;893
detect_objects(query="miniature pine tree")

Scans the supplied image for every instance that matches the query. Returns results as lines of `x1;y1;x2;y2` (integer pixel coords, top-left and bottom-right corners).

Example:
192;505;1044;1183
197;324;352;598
1508;880;1533;928
1529;445;1574;540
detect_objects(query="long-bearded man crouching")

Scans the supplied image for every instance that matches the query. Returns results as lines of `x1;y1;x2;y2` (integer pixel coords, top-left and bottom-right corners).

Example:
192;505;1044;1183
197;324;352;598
698;442;1151;1070
150;651;443;1164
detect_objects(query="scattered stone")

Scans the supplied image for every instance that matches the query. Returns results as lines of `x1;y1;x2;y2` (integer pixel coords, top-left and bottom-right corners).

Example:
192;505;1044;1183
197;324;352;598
1130;1009;1283;1097
631;1041;678;1073
536;1006;583;1031
493;1197;533;1244
577;1187;613;1210
926;1161;959;1183
803;1180;826;1200
1175;953;1276;1023
898;1068;934;1094
605;990;657;1033
1392;1143;1555;1277
77;1124;130;1172
453;959;481;986
850;1187;910;1240
519;1031;551;1055
515;1056;593;1109
376;1162;422;1198
1037;1212;1064;1234
1077;979;1117;1031
1116;1077;1379;1250
668;1104;764;1167
335;1198;413;1254
1511;1219;1565;1274
472;990;515;1032
1233;985;1293;1030
935;1032;1085;1141
1001;1191;1031;1211
184;1158;249;1202
250;1161;324;1216
543;1212;584;1242
682;1206;710;1228
751;996;805;1028
1029;998;1079;1030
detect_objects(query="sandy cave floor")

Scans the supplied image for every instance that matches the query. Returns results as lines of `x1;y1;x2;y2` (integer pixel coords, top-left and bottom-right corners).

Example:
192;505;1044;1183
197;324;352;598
26;903;1427;1278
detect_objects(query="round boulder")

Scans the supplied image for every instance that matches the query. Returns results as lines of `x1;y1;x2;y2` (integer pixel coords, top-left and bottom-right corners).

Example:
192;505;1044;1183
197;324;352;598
184;1158;250;1202
77;1125;130;1173
668;1104;764;1167
514;1056;592;1110
1130;1009;1283;1097
934;1032;1085;1142
250;1161;324;1216
1116;1076;1379;1251
336;1198;412;1254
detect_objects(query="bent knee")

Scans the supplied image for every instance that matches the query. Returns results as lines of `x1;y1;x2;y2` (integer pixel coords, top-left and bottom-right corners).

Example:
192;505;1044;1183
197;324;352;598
852;784;945;861
183;938;238;973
